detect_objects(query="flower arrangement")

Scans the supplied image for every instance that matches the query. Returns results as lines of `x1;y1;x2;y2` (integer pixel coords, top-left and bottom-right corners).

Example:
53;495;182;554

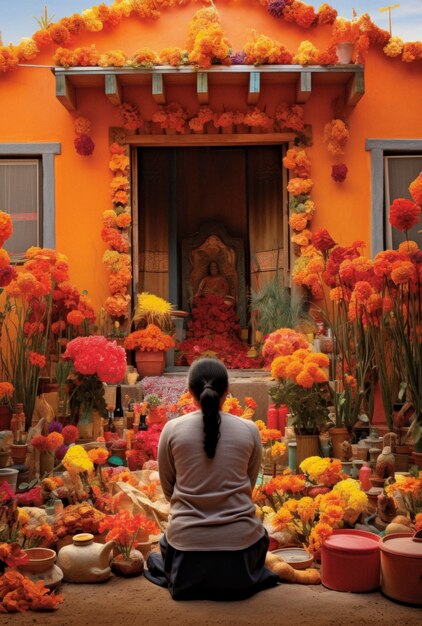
275;103;305;133
299;456;344;487
244;107;274;131
124;324;175;353
0;569;63;612
99;510;160;559
63;336;126;425
255;419;286;476
152;102;188;133
0;382;13;409
117;102;143;131
270;348;330;434
185;6;231;69
262;327;310;365
132;291;173;331
243;31;293;65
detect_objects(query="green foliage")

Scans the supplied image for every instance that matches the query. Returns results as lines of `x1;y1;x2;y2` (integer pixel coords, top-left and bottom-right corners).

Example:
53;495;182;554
250;275;311;337
269;380;330;435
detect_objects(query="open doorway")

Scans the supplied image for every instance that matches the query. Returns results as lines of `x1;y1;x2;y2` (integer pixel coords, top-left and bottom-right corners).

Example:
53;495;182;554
136;144;287;328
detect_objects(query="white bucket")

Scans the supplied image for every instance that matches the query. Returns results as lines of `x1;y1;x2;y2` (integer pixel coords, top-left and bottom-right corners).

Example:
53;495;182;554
0;467;19;492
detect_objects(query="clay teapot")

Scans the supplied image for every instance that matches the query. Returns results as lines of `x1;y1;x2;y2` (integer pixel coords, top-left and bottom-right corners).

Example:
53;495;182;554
56;533;115;583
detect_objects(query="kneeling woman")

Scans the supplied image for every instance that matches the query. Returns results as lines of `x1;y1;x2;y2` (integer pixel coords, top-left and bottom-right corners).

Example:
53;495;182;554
145;358;278;600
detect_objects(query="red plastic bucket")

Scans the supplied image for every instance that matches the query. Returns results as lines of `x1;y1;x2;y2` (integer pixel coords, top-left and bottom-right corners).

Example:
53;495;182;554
321;529;381;592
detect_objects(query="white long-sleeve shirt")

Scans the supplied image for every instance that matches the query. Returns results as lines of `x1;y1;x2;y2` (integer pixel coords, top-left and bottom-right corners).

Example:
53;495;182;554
157;410;265;551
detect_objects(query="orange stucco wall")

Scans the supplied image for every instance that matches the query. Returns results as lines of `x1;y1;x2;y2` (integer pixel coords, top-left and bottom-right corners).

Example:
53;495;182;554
0;0;421;312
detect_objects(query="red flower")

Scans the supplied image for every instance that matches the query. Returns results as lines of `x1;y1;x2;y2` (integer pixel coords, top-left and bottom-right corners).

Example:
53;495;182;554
331;163;348;183
389;198;421;232
74;134;95;156
313;229;336;252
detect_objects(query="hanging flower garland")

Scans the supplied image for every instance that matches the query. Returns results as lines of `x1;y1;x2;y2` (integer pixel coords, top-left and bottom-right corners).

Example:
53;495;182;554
102;141;132;323
1;0;420;75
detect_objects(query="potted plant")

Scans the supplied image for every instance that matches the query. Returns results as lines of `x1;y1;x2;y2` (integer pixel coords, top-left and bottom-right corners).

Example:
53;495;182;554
63;336;127;440
99;510;160;577
269;348;330;468
124;324;175;377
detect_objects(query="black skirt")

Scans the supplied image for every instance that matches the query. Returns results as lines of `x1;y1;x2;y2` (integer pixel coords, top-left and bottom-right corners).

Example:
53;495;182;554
144;531;279;601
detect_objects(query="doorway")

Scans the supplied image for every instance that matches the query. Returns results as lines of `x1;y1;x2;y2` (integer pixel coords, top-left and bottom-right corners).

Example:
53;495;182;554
137;144;286;323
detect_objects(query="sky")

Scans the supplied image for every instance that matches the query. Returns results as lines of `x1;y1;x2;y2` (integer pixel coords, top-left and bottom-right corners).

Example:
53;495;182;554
0;0;421;45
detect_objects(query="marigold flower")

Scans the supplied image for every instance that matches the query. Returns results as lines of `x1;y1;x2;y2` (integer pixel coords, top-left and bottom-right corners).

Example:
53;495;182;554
389;198;421;232
46;431;64;452
67;309;85;326
331;163;348;183
409;172;422;205
29;351;46;368
0;210;13;246
287;177;313;196
74;134;95;156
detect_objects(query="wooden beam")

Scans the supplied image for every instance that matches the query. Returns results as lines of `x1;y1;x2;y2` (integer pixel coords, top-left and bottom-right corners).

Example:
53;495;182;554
105;74;122;105
152;74;166;104
55;74;76;111
346;70;365;106
296;71;312;103
197;72;209;104
247;71;260;105
126;132;296;146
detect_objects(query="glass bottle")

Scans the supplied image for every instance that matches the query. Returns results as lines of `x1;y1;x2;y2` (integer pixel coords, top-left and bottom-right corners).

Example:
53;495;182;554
113;385;124;420
139;412;148;431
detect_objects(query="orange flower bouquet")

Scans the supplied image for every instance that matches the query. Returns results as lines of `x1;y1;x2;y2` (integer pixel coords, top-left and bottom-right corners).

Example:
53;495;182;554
99;510;160;559
269;349;330;434
124;324;175;353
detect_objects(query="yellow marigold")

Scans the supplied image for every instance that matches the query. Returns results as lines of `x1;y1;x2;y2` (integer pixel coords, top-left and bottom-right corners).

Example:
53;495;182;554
17;37;39;61
291;229;313;247
98;50;127;67
287;178;314;196
305;257;324;274
116;212;131;228
82;8;104;32
297;497;317;523
17;508;30;526
289;213;309;231
272;507;293;531
293;40;319;65
103;209;117;228
109;154;130;173
63;445;94;474
383;36;404;57
271;441;287;460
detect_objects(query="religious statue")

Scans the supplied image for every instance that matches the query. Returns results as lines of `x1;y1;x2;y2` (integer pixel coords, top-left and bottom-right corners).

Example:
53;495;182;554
195;261;231;299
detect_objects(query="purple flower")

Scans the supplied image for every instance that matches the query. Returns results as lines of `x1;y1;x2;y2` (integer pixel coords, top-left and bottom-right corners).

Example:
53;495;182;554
48;420;63;433
55;444;69;461
267;0;286;18
230;51;246;65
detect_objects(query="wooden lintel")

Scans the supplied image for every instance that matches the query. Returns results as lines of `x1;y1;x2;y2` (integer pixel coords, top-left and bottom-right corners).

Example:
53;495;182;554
105;74;122;105
152;74;166;104
346;70;365;106
55;75;76;111
247;71;260;105
296;72;312;103
197;72;209;104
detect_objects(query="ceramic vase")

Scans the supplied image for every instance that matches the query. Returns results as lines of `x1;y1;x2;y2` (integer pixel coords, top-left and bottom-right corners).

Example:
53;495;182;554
336;42;354;64
330;427;350;460
295;434;321;470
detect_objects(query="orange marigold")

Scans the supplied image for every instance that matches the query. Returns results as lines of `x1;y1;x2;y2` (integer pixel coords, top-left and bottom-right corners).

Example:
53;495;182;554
389;198;421;232
409;172;422;205
0;211;13;246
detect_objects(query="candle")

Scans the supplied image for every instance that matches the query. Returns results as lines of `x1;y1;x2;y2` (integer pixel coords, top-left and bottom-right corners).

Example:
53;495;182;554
267;405;278;429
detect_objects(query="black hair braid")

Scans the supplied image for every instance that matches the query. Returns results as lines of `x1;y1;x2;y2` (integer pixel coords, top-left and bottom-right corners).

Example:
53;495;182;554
188;358;229;459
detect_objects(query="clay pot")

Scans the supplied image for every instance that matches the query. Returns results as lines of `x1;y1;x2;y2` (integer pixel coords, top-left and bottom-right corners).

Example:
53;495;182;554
18;547;63;590
329;427;350;460
0;450;10;468
56;533;115;583
380;532;422;605
295;434;321;470
336;42;354;64
9;444;28;465
135;350;165;377
111;550;144;577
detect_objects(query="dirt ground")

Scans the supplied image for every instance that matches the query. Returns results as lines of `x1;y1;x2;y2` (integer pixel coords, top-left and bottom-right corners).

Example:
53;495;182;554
2;573;421;626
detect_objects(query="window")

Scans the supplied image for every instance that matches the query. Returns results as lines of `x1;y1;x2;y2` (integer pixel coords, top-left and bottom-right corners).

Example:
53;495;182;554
365;139;422;256
0;143;61;262
384;155;422;248
0;159;41;261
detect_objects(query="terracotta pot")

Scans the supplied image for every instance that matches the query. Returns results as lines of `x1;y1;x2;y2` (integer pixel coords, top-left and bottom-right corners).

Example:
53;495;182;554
411;450;422;469
18;547;63;590
9;444;28;465
295;434;321;470
329;427;350;460
380;532;422;605
135;350;165;377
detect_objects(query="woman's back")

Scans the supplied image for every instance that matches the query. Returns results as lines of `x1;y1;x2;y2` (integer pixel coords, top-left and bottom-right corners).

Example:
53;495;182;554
158;410;264;551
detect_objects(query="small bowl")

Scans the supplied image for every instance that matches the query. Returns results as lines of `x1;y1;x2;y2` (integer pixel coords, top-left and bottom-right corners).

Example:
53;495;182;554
270;547;314;570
